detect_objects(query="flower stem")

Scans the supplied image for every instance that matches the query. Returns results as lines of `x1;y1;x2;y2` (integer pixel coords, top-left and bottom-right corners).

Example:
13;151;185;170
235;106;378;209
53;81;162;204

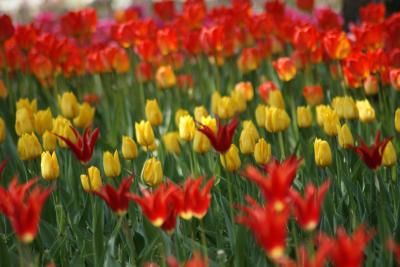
122;217;137;266
199;219;208;259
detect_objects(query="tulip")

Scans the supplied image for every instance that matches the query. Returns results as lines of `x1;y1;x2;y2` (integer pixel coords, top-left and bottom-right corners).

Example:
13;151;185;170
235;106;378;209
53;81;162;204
316;105;330;126
254;138;272;164
230;91;247;114
217;96;235;119
58;92;79;119
15;108;34;136
364;75;379;95
81;166;103;192
337;123;354;149
0;117;5;144
323;30;351;60
303;85;323;106
395;108;400;133
42;131;57;152
331;96;358;120
193;116;216;154
211;91;221;115
356;100;376;123
156;65;176;89
322;109;340;136
268;90;285;109
179;115;195;141
296;106;312;128
314;138;332;167
41;151;59;180
145;99;163;127
103;150;121;178
73;103;95;128
193;106;209;121
135;120;156;149
121;136;138;160
16;98;37;113
255;104;266;127
382;141;397;167
52;116;76;148
220;144;241;172
239;121;259;154
273;57;297;82
142;157;163;187
390;69;400;90
174;109;189;127
265;107;291;133
17;133;43;161
234;81;254;101
163;132;181;155
34;108;53;135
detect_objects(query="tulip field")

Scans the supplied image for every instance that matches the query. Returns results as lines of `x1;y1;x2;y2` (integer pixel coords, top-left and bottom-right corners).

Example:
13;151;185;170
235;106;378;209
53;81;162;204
1;0;400;266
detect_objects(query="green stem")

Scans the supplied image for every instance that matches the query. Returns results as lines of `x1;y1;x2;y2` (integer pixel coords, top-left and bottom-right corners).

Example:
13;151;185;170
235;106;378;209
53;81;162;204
278;132;286;159
199;219;208;259
122;217;137;266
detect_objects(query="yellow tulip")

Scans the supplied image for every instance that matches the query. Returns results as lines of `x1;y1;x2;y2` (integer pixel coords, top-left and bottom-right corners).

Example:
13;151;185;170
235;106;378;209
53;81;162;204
337;124;354;148
331;96;358;120
41;151;59;180
220;144;241;172
230;91;246;114
16;98;37;113
396;108;400;133
316;105;331;126
356;100;375;123
121;136;138;160
145;99;163;126
296;106;312;128
142;157;163;187
268;90;285;109
17;133;42;161
135;120;156;148
314;138;332;167
163;132;181;155
265;107;291;133
15;108;34;136
34;108;53;135
73;103;95;128
103;150;121;178
382;141;397;167
179;115;195;141
42;130;57;152
211;91;221;115
239;120;259;154
193;116;216;154
58;92;79;119
156;65;176;89
193;106;209;121
0;117;6;144
234;81;254;101
175;109;189;127
254;138;272;164
217;96;235;119
322;109;340;136
52;116;76;148
255;104;266;127
81;166;102;192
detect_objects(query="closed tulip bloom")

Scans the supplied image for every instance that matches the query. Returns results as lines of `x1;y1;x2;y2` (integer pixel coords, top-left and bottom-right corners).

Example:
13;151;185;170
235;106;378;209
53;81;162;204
322;109;340;136
163;132;181;154
145;99;163;126
217;96;235;119
364;75;379;95
174;109;189;127
81;166;102;192
15;108;34;136
156;65;176;89
0;117;5;144
194;106;209;121
121;136;138;160
41;151;59;180
34;108;53;135
395;108;400;133
17;133;42;160
332;96;358;120
323;30;351;60
303;85;324;106
356;100;376;123
337;124;354;148
382;141;397;166
179;115;195;141
52;116;76;148
240;121;260;154
314;138;332;167
255;104;266;127
73;103;95;128
234;81;254;101
42;130;57;151
211;91;221;115
103;150;121;178
230;91;247;113
135;120;156;148
316;105;330;126
265;107;291;133
220;144;241;172
268;90;285;109
142;157;163;187
254;138;272;164
58;92;79;119
297;106;312;128
16;98;37;113
273;57;297;82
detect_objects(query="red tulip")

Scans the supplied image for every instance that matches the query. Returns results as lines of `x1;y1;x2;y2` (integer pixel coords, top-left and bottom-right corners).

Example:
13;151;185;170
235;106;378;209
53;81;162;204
303;85;323;106
323;30;351;60
289;180;330;231
236;197;289;261
172;176;215;220
156;27;178;56
153;0;175;21
315;8;342;31
54;126;99;164
279;244;331;267
0;177;52;243
293;24;318;53
200;25;225;55
350;131;392;170
273;57;297;82
390;68;400;90
342;52;370;87
360;3;385;24
196;117;238;154
243;155;302;211
296;0;314;12
60;8;97;41
258;81;278;103
94;176;133;216
0;14;15;43
166;251;208;267
13;25;38;51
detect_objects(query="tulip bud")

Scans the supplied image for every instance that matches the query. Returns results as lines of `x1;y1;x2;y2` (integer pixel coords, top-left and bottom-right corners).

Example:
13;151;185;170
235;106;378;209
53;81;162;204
395;108;400;133
42;130;57;151
73;103;95;128
81;166;102;192
314;138;332;167
163;131;181;154
297;106;312;128
17;133;42;161
254;138;272;164
135;120;156;148
239;120;259;154
273;57;297;82
234;81;254;101
211;91;221;115
121;136;138;160
255;104;266;127
34;108;53;135
145;99;163;126
16;98;37;113
52;116;76;148
322;109;340;136
142;157;163;187
179;115;195;141
41;151;59;180
193;116;216;154
382;141;397;167
356;100;375;123
58;92;79;119
303;85;324;106
268;90;285;109
230;91;246;114
194;106;209;121
220;144;241;172
364;75;379;95
15;108;34;136
175;109;189;127
0;117;6;144
331;96;358;120
156;65;176;89
103;150;121;178
265;107;291;133
316;105;330;126
217;96;235;119
337;124;354;148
